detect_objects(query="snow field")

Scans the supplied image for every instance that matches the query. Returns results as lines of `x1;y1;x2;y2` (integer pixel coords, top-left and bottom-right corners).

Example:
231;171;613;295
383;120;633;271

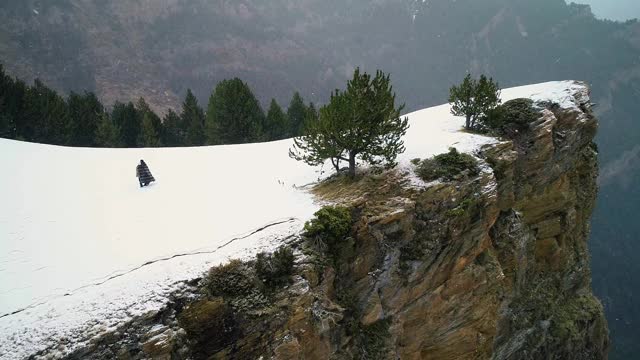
0;81;585;359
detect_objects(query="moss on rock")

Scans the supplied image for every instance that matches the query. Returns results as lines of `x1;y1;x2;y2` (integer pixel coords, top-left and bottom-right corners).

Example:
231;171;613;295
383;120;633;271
482;98;541;136
178;298;238;357
415;147;479;182
204;259;258;298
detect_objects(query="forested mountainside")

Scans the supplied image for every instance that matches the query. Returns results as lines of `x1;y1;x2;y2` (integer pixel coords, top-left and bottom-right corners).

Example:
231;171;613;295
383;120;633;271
1;0;638;357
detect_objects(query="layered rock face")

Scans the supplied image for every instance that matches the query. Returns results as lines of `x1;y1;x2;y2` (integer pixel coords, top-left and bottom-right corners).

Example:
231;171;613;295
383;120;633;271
61;84;607;360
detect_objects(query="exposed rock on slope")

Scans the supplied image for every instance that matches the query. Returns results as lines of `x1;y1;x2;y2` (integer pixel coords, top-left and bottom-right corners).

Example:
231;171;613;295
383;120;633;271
55;83;607;359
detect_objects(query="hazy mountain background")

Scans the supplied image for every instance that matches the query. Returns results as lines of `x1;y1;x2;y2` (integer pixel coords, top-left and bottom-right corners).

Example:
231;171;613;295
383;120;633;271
572;0;640;21
0;0;638;358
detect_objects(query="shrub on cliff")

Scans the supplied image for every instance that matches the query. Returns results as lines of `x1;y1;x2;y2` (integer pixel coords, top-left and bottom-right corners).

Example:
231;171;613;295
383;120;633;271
204;259;257;297
255;246;295;288
415;147;479;182
304;206;352;245
178;298;238;354
481;98;540;136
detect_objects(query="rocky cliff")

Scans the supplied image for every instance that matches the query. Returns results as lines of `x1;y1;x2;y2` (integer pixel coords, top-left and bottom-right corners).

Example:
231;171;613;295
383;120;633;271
54;84;607;360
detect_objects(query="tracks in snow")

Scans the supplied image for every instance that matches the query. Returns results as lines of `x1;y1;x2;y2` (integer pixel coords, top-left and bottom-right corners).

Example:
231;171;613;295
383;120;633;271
0;217;301;319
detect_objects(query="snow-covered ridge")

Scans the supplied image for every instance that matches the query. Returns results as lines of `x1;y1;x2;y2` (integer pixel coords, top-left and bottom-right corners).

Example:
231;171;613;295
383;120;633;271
0;81;586;359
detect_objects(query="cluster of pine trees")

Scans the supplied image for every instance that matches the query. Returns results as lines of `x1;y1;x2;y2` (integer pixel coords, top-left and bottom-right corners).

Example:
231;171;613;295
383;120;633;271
0;65;316;147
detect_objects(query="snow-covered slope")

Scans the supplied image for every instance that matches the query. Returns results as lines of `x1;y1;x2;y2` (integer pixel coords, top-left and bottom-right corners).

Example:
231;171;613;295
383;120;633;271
0;81;585;359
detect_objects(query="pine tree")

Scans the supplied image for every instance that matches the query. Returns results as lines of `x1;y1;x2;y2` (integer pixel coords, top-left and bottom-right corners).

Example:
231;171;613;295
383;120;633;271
290;90;346;173
0;72;27;140
181;89;205;146
290;68;409;177
287;92;307;137
95;113;121;147
140;112;161;147
162;109;184;147
112;101;141;147
302;101;319;133
205;78;264;145
264;99;289;141
136;97;163;144
448;74;501;130
0;109;14;138
307;102;318;122
0;65;18;139
0;114;11;138
23;79;70;145
68;91;104;147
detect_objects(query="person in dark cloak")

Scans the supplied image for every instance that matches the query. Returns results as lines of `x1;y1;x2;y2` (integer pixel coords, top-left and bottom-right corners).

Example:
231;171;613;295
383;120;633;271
136;159;155;187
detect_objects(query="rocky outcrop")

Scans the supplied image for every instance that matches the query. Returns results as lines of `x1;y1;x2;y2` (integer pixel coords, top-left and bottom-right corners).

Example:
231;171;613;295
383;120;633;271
57;83;607;360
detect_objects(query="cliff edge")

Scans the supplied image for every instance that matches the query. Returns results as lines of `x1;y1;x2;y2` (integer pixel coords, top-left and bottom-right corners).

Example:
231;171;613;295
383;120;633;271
55;82;607;360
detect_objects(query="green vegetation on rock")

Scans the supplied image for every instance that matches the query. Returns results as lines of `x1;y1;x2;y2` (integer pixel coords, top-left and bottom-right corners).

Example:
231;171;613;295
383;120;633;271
482;98;540;136
303;206;352;251
255;246;295;289
415;147;479;182
178;298;238;358
179;298;232;338
204;259;257;298
445;198;476;217
358;318;392;360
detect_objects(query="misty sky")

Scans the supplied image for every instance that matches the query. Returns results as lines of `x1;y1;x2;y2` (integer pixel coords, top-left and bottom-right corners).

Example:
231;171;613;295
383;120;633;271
569;0;640;21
